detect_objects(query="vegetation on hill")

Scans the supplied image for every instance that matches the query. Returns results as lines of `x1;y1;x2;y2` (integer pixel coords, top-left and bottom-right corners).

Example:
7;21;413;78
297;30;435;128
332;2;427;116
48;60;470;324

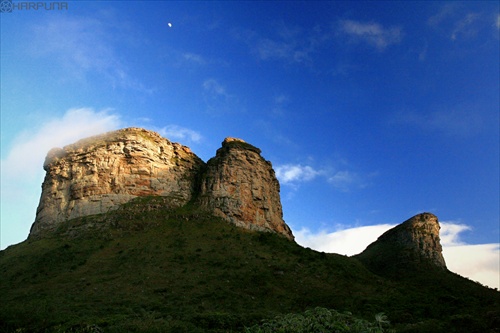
1;197;499;332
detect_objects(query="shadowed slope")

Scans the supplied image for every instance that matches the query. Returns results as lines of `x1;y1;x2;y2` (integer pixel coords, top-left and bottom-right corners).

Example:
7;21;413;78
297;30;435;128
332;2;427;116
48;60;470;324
1;201;499;332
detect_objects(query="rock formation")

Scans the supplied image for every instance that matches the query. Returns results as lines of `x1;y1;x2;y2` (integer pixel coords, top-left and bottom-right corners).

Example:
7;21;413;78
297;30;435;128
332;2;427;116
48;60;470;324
355;212;447;275
30;128;294;240
31;128;204;236
198;138;294;240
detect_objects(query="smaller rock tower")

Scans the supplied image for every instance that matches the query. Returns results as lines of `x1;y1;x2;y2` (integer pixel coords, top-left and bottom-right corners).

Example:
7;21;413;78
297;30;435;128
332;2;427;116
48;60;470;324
356;213;446;275
198;138;294;240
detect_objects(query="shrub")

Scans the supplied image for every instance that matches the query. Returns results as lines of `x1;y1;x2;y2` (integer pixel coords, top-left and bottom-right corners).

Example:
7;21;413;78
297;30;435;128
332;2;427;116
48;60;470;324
244;307;394;333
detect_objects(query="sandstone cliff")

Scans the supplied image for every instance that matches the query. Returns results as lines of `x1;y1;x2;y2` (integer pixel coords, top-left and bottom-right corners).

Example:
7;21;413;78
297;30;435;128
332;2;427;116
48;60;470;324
356;213;447;275
31;128;204;236
198;138;294;240
30;128;294;240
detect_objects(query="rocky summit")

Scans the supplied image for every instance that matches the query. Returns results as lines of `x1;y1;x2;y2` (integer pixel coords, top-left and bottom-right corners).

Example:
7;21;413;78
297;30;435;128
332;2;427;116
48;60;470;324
30;128;294;240
356;212;447;275
198;138;293;240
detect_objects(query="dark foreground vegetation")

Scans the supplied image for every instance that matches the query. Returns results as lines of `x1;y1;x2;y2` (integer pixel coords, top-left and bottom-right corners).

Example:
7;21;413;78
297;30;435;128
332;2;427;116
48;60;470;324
1;197;499;332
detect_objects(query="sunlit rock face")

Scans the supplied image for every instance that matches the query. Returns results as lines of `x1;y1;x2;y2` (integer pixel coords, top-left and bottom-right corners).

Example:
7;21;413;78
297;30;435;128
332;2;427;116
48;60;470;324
31;128;204;236
356;213;447;274
30;129;294;241
198;138;294;240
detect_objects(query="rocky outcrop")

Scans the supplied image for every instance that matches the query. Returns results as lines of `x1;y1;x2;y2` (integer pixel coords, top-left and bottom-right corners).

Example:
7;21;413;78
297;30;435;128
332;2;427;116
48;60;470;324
31;128;204;236
30;129;294;240
198;138;294;240
356;213;446;275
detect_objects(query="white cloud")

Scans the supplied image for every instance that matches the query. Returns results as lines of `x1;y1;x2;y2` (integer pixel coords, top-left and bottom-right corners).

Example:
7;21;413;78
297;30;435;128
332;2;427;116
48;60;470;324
295;224;395;255
158;125;202;143
440;222;471;246
276;163;374;192
1;108;122;249
339;20;402;51
443;244;500;289
2;108;121;179
27;15;151;92
293;221;499;289
440;221;500;289
275;164;321;184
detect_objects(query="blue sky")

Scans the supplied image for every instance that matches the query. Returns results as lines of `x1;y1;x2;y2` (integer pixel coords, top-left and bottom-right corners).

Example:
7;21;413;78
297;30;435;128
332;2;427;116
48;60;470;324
1;1;499;288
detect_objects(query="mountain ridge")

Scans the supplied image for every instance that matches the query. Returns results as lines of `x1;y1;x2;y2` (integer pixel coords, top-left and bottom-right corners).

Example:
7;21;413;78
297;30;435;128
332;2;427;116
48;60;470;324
1;128;498;332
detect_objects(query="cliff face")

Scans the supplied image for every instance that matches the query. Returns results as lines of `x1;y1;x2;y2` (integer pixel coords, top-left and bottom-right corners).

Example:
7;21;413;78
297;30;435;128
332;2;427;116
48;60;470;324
198;138;294;240
356;213;446;275
30;128;293;240
31;128;204;236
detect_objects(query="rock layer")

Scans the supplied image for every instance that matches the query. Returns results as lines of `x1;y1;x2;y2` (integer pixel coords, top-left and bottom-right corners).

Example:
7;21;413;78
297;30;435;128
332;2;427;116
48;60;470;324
30;128;294;240
198;138;294;240
356;213;447;274
31;128;204;236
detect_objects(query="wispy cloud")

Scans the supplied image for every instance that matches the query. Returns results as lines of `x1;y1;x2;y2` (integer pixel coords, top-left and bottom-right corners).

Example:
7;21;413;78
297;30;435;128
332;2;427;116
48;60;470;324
294;220;499;289
1;108;122;249
27;15;152;93
271;94;290;116
275;163;373;192
202;78;239;114
182;52;206;65
391;104;492;137
338;19;402;51
451;13;480;40
428;4;497;41
256;37;315;63
203;79;229;97
427;3;458;27
158;125;202;144
418;42;428;62
327;171;362;192
275;164;321;184
235;22;326;64
2;108;121;179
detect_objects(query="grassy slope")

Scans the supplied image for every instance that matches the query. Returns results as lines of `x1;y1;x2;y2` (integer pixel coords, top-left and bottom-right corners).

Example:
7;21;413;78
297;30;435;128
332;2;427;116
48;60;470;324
1;197;499;332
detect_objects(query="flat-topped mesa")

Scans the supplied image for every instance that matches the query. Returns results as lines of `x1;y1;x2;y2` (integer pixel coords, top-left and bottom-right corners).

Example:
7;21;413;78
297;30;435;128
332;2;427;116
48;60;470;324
198;138;294;240
30;128;204;237
30;129;294;241
356;213;446;275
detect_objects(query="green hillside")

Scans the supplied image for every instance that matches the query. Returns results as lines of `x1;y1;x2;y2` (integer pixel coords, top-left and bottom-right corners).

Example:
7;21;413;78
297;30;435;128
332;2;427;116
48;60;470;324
1;197;499;332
